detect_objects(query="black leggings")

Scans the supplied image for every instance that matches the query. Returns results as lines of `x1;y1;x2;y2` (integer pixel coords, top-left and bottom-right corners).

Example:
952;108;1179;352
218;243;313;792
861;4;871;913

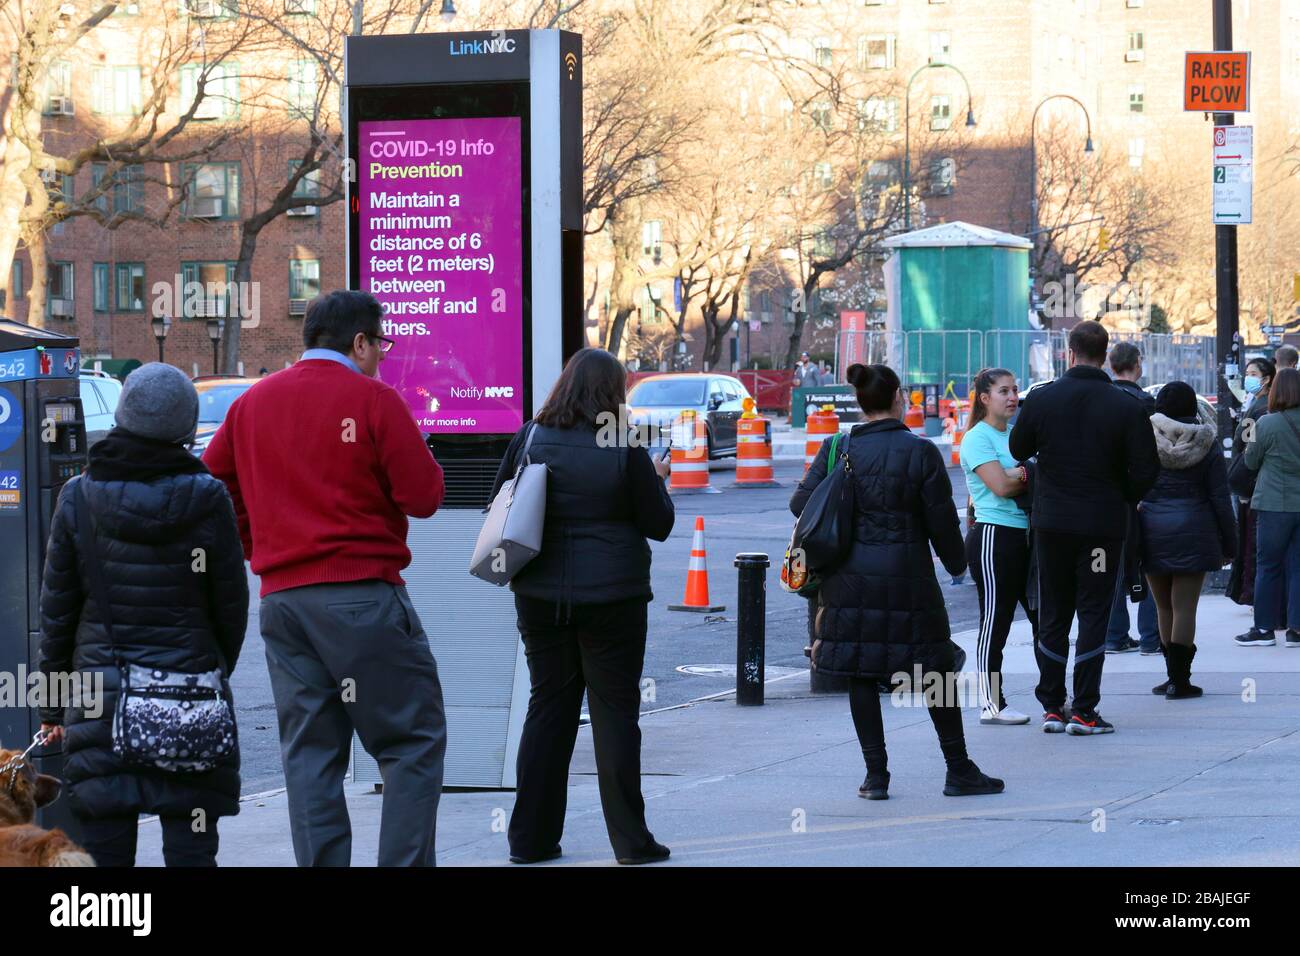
966;522;1037;713
77;814;220;867
847;677;968;775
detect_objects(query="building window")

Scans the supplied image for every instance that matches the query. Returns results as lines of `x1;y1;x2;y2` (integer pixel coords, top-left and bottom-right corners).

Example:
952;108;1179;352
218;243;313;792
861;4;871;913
289;161;320;215
93;263;110;311
1127;31;1144;61
780;98;795;131
112;2;141;13
285;0;315;12
930;95;951;131
43;61;73;115
859;96;899;133
814;229;834;259
811;101;833;131
115;165;144;213
866;159;899;188
1128;136;1145;168
12;260;23;301
180;0;239;18
180;261;236;318
180;63;240;121
639;284;661;324
813;37;833;69
930;32;951;65
859;35;896;70
114;263;146;312
813;161;834;191
90;66;142;116
287;60;318;120
289;259;320;300
183;162;240;220
91;164;109;214
642;220;662;261
47;262;73;319
1129;84;1145;113
929;157;956;195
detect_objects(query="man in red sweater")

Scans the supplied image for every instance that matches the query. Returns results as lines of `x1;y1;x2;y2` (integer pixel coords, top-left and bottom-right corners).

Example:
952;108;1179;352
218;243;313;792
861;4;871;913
205;290;447;867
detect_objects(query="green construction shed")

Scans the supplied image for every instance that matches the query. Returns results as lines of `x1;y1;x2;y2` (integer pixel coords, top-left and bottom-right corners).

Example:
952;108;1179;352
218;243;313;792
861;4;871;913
881;221;1037;396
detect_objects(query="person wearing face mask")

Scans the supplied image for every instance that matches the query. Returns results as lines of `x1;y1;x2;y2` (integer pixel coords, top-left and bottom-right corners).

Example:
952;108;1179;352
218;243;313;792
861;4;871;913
959;368;1037;726
1227;357;1275;612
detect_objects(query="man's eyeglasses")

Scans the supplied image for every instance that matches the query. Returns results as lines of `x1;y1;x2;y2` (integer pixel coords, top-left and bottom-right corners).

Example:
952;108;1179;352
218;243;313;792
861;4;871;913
369;335;396;354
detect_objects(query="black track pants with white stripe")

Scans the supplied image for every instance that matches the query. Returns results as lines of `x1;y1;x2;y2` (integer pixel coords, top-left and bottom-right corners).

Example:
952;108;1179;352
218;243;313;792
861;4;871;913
965;522;1037;714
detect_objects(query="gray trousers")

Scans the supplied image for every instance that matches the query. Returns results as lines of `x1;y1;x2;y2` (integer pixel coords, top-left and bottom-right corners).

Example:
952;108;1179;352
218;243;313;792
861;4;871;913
260;580;447;866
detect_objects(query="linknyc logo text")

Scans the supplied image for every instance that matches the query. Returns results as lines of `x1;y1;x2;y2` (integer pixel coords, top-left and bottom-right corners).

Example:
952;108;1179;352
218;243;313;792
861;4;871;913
450;37;516;56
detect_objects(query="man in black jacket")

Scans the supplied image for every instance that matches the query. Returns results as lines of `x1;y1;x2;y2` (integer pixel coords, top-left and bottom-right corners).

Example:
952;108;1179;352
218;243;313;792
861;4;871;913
1009;321;1161;735
1107;342;1161;656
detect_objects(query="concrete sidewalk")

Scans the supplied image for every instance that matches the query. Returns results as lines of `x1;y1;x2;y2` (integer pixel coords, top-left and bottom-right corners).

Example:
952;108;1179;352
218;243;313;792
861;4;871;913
136;594;1300;866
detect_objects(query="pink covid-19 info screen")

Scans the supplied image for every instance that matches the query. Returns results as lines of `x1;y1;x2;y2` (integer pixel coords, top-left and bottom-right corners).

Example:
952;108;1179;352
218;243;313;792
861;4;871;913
358;115;524;435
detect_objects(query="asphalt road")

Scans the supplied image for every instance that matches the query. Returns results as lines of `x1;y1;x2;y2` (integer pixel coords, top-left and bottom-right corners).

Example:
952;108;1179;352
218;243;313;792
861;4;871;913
229;454;999;795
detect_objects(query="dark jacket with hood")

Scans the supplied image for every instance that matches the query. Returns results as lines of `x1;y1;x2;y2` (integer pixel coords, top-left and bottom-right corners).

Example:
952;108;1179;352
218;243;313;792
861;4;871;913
1138;413;1237;574
490;421;675;612
790;419;966;679
38;439;249;820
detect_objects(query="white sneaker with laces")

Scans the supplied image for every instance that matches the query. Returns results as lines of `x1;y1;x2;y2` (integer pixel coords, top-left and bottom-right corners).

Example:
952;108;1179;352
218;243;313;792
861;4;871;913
980;706;1031;725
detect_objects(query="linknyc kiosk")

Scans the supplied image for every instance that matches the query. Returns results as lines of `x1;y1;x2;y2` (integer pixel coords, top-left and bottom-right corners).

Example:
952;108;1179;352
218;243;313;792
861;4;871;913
0;319;87;832
345;30;584;787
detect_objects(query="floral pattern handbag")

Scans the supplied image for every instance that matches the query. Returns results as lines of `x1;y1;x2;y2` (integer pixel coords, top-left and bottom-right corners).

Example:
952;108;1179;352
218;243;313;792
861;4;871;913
75;481;237;774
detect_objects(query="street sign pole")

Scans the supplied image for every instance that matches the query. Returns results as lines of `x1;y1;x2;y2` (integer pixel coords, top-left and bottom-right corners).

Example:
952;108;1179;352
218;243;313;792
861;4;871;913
1213;0;1240;446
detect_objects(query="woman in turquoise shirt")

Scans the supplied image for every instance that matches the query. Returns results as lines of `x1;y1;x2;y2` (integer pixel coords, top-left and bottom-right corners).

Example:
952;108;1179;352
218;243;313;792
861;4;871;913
960;368;1037;726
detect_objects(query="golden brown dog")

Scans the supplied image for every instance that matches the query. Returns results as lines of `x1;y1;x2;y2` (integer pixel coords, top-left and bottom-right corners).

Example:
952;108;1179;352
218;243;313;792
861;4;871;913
0;747;95;867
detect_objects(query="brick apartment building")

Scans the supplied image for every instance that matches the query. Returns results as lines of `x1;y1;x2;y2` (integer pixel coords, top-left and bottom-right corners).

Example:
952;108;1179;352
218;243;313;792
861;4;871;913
4;0;1298;375
603;0;1300;370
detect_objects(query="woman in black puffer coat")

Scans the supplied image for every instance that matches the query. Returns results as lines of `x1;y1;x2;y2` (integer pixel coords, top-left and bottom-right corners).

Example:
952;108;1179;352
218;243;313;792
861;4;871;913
791;363;1003;801
1139;382;1236;700
38;363;248;867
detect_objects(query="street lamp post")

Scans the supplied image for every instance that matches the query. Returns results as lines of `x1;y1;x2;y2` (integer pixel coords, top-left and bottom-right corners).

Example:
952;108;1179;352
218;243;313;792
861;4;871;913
903;62;977;231
151;315;172;364
1028;95;1095;321
206;319;224;375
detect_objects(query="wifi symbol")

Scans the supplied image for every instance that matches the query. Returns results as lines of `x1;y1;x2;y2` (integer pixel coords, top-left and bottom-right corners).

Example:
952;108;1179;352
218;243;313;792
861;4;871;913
564;52;577;79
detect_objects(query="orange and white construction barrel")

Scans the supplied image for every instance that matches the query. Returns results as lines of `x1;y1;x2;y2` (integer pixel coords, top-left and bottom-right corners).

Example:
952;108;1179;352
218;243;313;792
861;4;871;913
669;410;718;494
805;405;840;473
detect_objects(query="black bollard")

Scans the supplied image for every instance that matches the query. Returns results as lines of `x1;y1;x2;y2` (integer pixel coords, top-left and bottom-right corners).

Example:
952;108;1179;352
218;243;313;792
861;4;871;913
734;552;769;706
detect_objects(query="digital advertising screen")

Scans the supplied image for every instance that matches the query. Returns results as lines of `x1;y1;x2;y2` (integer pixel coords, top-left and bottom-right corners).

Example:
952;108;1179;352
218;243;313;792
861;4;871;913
357;115;524;435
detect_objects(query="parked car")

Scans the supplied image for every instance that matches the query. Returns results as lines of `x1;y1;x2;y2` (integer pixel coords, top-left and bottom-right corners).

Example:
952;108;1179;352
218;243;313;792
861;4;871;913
626;373;752;459
189;375;259;456
79;371;123;447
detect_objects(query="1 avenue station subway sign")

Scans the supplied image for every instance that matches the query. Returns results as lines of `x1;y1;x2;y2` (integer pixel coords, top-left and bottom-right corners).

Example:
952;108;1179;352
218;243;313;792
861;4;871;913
1184;51;1250;112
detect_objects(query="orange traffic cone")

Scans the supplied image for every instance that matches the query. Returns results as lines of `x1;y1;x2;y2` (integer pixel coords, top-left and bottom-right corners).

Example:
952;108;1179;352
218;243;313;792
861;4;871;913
668;516;726;612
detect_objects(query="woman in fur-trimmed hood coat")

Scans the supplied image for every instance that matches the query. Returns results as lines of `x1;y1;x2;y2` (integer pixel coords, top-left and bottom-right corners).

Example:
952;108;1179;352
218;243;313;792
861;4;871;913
1138;411;1237;575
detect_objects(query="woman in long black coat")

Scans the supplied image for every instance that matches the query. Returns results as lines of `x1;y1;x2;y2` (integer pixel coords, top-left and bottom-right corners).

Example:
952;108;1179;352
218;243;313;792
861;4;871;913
38;363;249;867
791;363;1003;801
1139;382;1236;699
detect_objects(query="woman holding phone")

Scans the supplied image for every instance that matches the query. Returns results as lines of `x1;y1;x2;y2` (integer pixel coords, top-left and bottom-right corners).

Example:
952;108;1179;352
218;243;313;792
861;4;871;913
959;368;1037;726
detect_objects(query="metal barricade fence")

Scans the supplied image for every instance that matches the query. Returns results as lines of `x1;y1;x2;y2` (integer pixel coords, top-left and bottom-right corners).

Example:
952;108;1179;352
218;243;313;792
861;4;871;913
1110;332;1216;396
836;329;1216;398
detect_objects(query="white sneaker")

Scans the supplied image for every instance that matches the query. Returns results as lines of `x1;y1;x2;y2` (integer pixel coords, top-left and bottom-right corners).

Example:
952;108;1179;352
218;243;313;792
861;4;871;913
981;706;1031;725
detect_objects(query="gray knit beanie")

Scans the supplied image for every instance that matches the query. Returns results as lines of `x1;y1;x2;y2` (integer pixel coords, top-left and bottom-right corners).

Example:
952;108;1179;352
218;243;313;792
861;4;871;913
115;363;199;444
